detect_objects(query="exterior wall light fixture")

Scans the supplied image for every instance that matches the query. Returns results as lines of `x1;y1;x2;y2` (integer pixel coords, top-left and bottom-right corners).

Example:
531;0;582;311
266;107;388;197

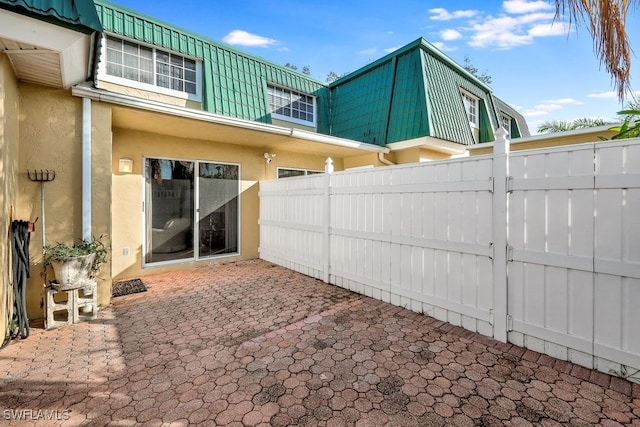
118;157;133;173
263;152;276;164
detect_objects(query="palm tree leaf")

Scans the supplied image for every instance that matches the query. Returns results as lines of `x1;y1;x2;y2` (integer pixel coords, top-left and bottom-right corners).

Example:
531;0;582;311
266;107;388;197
555;0;633;101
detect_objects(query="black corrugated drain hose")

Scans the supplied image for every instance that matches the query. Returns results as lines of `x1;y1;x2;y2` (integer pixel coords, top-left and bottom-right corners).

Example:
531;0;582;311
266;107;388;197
10;220;30;340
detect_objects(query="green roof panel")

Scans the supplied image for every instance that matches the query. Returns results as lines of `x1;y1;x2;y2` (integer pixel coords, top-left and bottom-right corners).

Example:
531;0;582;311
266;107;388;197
329;38;509;146
95;0;329;126
92;4;530;148
328;59;395;146
421;47;497;145
0;0;103;33
386;49;430;143
493;96;530;138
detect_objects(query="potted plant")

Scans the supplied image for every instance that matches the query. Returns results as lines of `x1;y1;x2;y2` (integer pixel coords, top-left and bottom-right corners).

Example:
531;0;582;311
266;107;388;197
44;236;108;287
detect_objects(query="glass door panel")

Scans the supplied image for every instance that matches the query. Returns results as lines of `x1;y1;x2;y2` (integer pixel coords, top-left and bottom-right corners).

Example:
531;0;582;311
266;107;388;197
144;158;194;264
198;162;239;257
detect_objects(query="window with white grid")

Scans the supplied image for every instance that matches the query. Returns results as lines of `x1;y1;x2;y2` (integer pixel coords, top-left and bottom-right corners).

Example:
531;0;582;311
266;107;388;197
501;113;512;136
461;91;479;128
268;85;315;126
103;35;199;99
156;50;197;94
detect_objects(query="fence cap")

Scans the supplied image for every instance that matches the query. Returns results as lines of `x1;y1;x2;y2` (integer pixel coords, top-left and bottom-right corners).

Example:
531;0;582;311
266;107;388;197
325;157;334;173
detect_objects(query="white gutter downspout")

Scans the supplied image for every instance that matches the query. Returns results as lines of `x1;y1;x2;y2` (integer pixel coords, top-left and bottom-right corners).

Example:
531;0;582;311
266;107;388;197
378;152;395;165
82;97;91;242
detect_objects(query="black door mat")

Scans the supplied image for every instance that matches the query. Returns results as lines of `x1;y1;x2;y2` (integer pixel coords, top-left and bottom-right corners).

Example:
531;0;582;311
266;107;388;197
112;279;147;298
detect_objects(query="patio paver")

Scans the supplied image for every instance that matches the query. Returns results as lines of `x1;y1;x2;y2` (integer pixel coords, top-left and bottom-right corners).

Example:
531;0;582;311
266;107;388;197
0;259;638;426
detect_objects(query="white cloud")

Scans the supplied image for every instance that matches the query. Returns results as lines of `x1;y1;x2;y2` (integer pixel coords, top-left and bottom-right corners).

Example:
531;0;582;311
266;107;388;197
503;0;553;14
521;97;586;119
534;103;564;112
469;17;534;48
522;109;550;117
588;91;618;99
431;41;458;52
440;29;462;41
468;12;561;49
588;89;640;99
528;22;570;37
429;8;479;21
428;3;569;50
541;98;583;105
357;48;378;56
384;46;402;54
223;30;276;47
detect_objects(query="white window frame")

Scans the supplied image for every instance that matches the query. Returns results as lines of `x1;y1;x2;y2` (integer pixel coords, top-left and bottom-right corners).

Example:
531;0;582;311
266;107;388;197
501;113;512;136
461;90;479;129
98;33;202;102
268;84;317;127
142;156;241;268
277;167;323;179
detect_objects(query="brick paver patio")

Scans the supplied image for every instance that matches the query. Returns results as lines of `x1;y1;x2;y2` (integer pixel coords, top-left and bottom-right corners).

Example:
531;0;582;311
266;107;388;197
1;260;638;426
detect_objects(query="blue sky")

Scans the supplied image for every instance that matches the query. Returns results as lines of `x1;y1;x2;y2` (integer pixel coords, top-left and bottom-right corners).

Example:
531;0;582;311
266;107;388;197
112;0;639;133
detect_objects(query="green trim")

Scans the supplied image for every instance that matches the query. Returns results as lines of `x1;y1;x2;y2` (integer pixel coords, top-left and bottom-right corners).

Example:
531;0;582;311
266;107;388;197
478;100;495;143
510;120;521;139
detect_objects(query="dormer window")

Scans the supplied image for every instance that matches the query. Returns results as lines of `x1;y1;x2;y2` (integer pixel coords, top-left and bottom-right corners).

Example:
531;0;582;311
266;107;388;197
100;34;201;101
461;90;479;128
268;84;316;127
501;113;512;136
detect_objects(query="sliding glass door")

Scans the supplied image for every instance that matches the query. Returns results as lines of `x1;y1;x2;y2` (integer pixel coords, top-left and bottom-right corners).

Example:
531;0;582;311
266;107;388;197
144;158;239;265
198;162;239;257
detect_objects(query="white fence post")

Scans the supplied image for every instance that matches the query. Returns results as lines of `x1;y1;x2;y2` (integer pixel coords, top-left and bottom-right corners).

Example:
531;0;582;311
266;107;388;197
322;158;333;282
492;128;510;342
324;157;334;174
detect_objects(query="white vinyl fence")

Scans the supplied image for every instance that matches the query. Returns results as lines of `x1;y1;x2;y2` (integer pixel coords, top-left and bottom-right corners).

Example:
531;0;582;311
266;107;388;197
259;133;640;378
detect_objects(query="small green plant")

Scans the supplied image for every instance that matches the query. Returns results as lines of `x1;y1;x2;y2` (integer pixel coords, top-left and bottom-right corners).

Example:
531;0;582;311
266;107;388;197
603;109;640;140
6;318;18;339
44;235;108;277
609;364;640;382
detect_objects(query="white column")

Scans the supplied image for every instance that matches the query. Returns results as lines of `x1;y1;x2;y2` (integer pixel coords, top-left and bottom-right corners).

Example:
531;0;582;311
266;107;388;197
492;127;510;342
82;97;92;242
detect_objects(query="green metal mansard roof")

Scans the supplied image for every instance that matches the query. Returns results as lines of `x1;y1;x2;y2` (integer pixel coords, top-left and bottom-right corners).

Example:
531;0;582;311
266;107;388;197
93;1;529;147
328;38;530;146
0;0;102;33
94;0;330;129
493;95;530;138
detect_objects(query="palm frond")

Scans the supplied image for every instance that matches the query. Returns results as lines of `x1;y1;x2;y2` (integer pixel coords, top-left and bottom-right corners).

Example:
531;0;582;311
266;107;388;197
555;0;633;101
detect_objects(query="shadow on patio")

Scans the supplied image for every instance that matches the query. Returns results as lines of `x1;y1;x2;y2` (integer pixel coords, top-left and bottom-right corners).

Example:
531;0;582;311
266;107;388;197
0;260;638;426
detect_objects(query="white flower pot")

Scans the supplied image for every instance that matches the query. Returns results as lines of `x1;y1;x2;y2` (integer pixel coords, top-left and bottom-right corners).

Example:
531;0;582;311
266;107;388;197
51;253;96;285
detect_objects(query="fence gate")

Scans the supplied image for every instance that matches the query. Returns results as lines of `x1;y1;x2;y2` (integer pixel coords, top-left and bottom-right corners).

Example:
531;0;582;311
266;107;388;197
506;141;640;372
